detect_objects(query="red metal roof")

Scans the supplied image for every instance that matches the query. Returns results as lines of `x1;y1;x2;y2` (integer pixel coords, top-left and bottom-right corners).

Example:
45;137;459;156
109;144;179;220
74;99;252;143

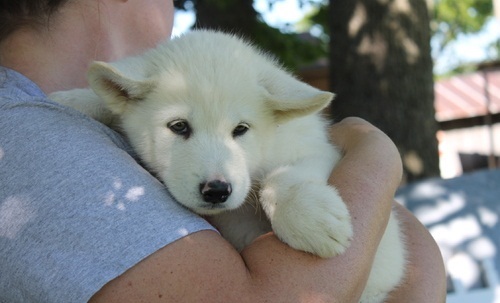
435;69;500;122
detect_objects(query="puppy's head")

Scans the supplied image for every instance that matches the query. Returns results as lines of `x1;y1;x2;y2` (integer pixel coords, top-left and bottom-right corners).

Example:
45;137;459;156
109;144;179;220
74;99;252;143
87;30;333;215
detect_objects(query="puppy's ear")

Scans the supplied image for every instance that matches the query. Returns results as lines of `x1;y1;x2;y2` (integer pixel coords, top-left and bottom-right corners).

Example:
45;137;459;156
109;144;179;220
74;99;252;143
87;61;156;115
260;66;334;123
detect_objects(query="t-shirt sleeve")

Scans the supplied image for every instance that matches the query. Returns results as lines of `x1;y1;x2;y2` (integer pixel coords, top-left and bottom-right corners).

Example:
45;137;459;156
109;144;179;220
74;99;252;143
0;99;216;302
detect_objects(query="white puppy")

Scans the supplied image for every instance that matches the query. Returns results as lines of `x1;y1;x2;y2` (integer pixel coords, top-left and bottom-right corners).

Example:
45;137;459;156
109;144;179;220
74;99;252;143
50;30;405;302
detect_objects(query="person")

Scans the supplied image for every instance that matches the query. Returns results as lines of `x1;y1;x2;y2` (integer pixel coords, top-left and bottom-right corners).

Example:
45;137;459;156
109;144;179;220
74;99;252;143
0;1;446;302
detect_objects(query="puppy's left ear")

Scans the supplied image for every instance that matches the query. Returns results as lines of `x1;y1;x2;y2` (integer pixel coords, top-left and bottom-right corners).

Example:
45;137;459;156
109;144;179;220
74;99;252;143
87;61;156;115
260;65;334;123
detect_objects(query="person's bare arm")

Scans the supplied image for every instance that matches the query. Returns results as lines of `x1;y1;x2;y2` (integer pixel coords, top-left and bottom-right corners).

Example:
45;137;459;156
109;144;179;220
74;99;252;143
331;118;447;302
89;117;405;303
387;203;447;302
323;117;404;298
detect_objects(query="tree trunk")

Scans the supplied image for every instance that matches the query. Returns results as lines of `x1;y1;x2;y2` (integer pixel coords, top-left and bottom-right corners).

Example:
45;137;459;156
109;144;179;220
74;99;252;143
329;0;440;181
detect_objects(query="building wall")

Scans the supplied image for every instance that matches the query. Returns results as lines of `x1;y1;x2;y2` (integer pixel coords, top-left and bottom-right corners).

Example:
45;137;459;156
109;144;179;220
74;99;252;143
439;124;500;178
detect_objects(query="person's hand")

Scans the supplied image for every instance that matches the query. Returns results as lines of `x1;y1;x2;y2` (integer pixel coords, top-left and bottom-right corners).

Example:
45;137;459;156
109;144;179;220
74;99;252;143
328;117;403;194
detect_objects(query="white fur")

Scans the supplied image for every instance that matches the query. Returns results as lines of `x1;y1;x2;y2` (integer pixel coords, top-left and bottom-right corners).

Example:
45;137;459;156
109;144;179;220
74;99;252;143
50;30;405;302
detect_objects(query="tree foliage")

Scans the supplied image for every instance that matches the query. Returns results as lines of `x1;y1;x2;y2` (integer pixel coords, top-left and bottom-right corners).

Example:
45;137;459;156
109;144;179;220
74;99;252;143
175;0;497;72
174;0;325;69
431;0;494;52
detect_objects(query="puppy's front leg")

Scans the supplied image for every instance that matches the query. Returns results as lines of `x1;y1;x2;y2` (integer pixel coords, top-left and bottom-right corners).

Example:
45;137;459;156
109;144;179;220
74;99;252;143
209;199;272;251
260;156;353;258
49;89;119;127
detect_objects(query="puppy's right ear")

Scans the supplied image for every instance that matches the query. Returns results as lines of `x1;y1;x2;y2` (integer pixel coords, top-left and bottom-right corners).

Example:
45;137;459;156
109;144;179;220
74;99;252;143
87;61;156;115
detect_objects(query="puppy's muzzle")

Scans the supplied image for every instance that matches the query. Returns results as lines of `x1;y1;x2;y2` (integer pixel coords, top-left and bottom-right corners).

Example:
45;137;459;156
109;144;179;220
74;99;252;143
199;180;232;204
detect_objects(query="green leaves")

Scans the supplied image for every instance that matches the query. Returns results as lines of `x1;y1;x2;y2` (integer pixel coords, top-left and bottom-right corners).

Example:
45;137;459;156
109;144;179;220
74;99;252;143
432;0;493;50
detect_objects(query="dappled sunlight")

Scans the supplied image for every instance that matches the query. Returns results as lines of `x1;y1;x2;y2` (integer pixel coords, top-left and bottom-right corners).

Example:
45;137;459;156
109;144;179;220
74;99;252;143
412;181;447;197
387;0;412;15
403;151;424;177
420;204;499;297
448;252;482;290
348;2;367;37
447;257;499;303
388;0;421;64
125;187;145;201
398;31;420;64
414;192;465;225
468;237;497;260
357;31;388;72
0;196;36;239
397;169;500;300
479;207;499;228
103;178;145;211
176;227;189;237
345;0;423;70
430;215;482;250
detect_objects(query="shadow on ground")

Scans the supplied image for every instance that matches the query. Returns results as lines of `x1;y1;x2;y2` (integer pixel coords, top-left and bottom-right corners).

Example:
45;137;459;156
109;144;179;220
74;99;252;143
396;169;500;300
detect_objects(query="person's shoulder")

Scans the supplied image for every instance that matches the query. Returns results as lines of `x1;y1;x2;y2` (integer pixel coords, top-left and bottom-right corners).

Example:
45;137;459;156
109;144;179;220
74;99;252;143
0;66;218;301
0;68;129;152
0;67;45;104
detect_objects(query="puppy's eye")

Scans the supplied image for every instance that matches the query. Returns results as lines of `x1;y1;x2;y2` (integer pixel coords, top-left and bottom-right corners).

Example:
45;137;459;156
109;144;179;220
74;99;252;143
167;120;191;138
233;123;249;137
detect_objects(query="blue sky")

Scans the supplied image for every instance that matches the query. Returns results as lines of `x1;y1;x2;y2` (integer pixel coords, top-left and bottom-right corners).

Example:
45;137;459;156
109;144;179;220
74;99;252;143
432;18;500;74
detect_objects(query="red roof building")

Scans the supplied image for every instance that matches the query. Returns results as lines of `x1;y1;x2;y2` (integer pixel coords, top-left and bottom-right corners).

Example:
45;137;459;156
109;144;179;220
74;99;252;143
435;68;500;124
434;65;500;178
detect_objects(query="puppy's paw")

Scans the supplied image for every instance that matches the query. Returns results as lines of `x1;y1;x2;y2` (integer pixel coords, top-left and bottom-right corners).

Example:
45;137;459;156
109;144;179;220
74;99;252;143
262;183;353;258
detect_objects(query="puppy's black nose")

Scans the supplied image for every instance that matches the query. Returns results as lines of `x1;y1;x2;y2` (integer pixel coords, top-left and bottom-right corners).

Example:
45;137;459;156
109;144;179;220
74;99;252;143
199;180;232;204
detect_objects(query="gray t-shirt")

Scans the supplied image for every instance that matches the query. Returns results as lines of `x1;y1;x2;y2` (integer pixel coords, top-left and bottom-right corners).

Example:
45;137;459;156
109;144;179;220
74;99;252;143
0;67;216;302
